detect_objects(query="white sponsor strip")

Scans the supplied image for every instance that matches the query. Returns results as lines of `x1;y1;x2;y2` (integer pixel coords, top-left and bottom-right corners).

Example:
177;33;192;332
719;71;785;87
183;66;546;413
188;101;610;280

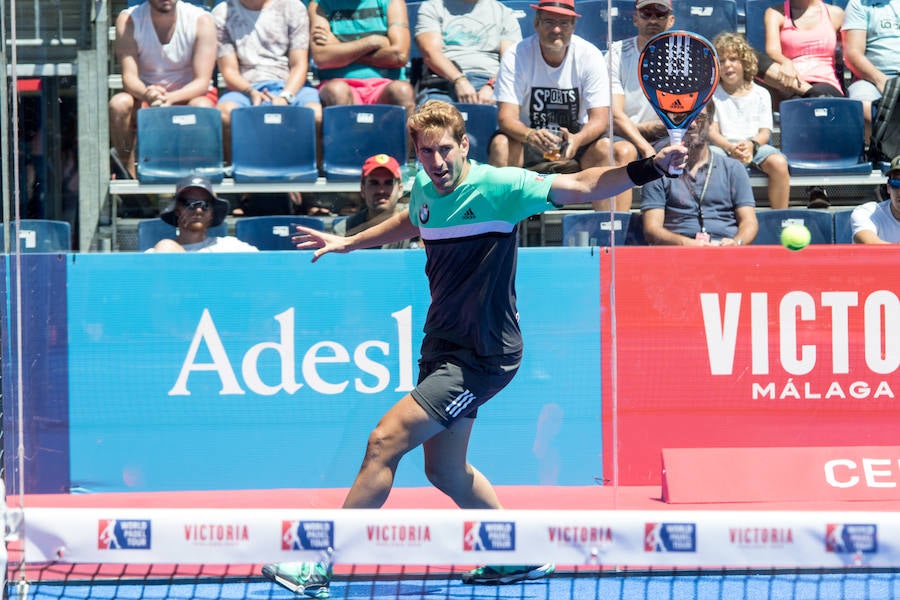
21;508;900;568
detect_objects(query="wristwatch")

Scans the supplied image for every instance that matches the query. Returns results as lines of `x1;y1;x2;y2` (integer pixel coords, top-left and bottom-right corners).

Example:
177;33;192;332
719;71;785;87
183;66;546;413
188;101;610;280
279;90;296;103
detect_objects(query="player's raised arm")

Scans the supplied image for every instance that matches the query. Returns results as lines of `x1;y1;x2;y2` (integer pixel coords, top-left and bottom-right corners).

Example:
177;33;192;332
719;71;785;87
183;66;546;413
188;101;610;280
293;209;419;261
549;144;686;206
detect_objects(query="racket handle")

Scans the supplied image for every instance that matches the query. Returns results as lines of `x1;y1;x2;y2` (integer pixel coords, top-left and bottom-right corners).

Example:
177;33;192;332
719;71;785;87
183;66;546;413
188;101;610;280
667;129;686;175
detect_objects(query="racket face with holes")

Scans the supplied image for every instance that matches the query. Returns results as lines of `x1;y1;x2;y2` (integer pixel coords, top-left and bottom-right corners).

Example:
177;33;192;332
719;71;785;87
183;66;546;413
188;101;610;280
638;30;719;134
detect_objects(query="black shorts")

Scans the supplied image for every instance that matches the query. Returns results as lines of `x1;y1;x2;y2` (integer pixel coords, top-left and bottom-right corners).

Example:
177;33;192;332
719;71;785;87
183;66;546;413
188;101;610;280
411;337;521;428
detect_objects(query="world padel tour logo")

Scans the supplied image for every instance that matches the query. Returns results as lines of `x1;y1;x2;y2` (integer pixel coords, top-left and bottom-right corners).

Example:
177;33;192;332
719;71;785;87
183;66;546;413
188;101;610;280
463;521;515;551
825;524;877;554
98;519;151;550
644;523;696;552
282;520;333;551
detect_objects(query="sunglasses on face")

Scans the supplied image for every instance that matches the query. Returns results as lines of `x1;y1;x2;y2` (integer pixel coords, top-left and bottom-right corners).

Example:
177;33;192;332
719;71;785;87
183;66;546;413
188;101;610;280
540;18;575;28
888;178;900;189
181;199;211;211
638;8;671;19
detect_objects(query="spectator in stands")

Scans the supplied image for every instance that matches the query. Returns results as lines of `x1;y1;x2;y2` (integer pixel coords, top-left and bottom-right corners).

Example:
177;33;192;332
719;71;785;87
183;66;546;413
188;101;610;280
490;0;631;210
708;33;791;210
841;0;900;134
333;154;417;248
147;175;259;252
308;0;415;115
110;0;218;179
641;103;759;246
213;0;322;163
413;0;522;105
850;155;900;244
759;0;844;105
606;0;675;207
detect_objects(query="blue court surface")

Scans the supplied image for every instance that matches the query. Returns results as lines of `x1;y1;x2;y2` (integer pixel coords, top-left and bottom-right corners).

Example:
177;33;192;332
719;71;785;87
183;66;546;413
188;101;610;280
12;571;900;600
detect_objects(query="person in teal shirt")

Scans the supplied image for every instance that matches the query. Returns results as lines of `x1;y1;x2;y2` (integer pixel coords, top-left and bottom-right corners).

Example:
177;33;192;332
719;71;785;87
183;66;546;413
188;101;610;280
262;100;686;598
309;0;415;113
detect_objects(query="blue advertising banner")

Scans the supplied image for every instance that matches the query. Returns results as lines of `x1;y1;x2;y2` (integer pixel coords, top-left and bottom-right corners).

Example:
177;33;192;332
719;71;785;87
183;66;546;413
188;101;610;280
62;249;602;493
1;254;71;494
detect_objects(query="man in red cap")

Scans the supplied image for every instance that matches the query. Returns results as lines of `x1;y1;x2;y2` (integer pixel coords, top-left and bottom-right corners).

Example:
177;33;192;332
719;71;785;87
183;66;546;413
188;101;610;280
490;0;627;211
333;154;418;248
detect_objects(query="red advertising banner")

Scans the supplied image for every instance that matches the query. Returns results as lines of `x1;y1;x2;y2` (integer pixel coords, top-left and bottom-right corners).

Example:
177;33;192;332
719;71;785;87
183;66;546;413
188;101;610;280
601;246;900;487
661;446;900;503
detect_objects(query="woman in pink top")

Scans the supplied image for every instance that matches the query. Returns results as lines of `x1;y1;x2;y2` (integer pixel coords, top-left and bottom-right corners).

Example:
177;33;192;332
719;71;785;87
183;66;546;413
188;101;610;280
759;0;844;103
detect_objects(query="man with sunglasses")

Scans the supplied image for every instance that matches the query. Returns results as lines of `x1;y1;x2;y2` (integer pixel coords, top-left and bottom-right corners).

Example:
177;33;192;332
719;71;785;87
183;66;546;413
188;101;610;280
607;0;676;160
850;155;900;244
147;175;259;253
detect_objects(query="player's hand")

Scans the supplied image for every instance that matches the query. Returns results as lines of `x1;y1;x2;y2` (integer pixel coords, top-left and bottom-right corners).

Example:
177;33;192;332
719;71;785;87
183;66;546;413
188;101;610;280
292;225;351;262
653;144;688;175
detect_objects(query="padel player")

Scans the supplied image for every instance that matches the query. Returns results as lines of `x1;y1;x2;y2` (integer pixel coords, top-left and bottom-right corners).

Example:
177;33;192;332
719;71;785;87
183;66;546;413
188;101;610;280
262;100;686;598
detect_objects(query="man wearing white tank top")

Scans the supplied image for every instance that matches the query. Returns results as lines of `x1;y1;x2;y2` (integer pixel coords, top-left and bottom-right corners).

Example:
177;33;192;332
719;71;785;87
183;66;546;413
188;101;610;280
110;0;218;178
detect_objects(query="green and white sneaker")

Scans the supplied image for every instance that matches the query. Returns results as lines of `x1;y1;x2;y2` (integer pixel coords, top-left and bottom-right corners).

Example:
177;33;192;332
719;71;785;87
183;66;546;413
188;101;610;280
461;563;555;584
262;560;332;598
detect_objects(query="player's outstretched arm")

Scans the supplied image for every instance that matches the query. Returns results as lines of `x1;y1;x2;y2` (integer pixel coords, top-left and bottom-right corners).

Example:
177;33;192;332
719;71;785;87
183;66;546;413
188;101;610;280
293;210;419;262
548;144;687;206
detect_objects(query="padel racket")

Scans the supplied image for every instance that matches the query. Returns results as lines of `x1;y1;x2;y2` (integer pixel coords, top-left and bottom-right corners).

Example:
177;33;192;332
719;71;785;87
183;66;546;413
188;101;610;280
638;30;719;174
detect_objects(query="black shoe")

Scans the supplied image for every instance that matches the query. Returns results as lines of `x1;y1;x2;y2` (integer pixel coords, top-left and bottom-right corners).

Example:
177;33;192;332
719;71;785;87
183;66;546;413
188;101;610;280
806;186;830;209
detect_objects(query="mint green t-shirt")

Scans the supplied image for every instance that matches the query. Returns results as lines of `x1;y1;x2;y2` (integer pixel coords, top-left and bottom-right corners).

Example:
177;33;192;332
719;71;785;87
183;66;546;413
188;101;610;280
408;162;558;356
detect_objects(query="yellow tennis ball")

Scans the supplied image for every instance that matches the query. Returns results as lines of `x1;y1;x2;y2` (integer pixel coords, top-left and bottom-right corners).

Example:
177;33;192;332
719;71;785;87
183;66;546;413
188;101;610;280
781;223;811;251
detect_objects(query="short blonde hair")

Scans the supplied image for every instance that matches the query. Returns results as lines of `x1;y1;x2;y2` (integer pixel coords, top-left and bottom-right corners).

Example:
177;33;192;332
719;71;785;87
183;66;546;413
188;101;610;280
713;32;758;82
407;100;467;145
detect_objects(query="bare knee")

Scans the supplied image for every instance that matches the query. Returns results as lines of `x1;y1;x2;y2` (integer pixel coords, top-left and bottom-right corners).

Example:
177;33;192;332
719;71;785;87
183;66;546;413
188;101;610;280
424;460;467;495
762;152;789;175
218;101;239;127
109;93;137;122
379;81;415;112
318;80;353;106
189;95;215;108
614;140;638;163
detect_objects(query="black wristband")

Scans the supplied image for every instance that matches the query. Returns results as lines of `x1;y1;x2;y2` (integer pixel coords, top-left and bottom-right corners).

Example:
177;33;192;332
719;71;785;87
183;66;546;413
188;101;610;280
626;157;664;186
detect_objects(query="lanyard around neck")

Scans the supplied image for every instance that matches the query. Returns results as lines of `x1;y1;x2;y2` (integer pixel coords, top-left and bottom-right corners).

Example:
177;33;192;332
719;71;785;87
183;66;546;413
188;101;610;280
689;150;715;233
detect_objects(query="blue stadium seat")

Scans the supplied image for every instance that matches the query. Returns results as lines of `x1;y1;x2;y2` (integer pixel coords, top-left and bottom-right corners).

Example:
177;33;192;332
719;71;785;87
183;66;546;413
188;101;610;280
329;215;349;233
234;216;326;251
778;98;871;175
673;0;738;41
455;103;498;164
321;105;408;181
137;218;228;252
230;106;318;183
833;209;854;244
751;209;835;245
136;106;224;183
0;220;71;253
627;211;647;245
562;211;632;246
744;0;779;50
572;0;628;48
